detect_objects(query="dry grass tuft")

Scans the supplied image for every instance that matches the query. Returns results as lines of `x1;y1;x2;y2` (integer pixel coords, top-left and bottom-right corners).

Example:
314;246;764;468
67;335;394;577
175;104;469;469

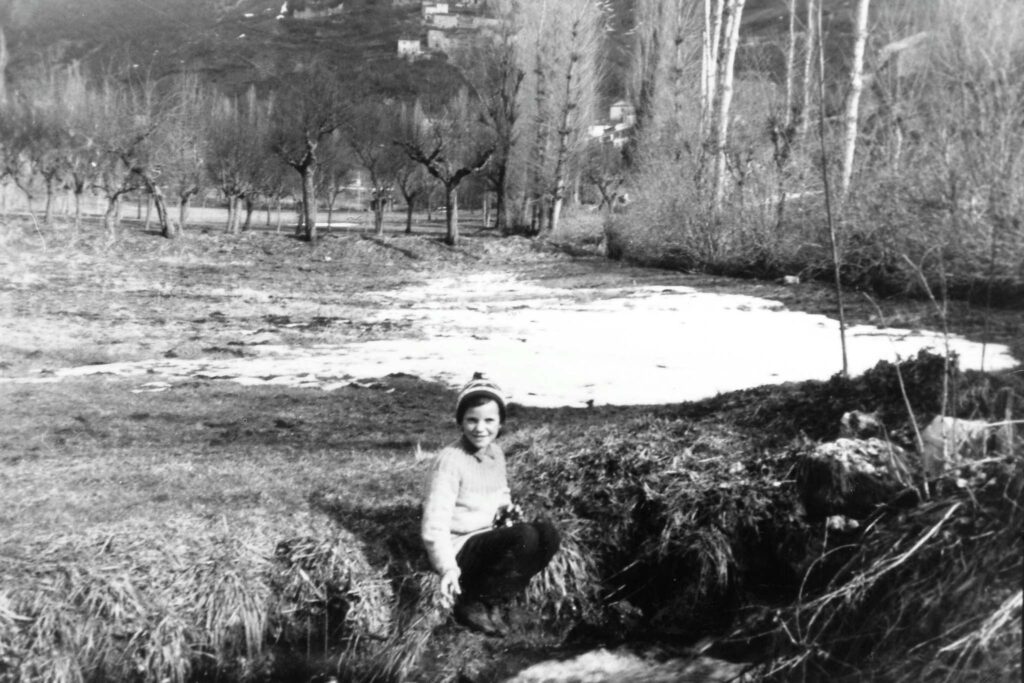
753;454;1022;682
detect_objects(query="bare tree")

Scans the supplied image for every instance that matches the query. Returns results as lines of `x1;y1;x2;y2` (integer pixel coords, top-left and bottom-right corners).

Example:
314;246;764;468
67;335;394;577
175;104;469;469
393;153;432;234
207;94;266;234
398;91;493;247
582;139;626;214
80;77;172;235
317;131;354;230
343;101;404;236
269;65;349;242
454;2;525;234
547;0;604;235
162;75;213;230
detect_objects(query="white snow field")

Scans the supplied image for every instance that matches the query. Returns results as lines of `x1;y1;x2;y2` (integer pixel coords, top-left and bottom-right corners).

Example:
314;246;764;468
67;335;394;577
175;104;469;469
44;273;1018;407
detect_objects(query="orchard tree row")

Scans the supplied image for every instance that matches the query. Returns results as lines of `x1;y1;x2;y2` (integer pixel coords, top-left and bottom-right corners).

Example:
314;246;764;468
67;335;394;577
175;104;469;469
0;0;611;247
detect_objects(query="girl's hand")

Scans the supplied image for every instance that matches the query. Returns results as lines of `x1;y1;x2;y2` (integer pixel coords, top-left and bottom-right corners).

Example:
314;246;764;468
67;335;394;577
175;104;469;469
439;568;462;608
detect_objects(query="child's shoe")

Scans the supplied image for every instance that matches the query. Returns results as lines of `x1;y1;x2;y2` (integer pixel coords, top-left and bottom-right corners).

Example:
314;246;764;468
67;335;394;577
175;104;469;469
486;603;509;636
454;599;502;636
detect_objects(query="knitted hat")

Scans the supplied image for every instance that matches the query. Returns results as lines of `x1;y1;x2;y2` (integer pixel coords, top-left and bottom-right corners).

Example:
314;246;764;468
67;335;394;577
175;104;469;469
455;372;507;423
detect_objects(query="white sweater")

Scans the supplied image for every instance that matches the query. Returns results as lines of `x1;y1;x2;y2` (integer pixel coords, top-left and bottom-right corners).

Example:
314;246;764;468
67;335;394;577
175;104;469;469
420;438;511;574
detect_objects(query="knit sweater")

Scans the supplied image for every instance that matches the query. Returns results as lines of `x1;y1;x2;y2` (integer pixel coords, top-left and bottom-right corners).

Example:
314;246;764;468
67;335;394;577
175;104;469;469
421;438;511;574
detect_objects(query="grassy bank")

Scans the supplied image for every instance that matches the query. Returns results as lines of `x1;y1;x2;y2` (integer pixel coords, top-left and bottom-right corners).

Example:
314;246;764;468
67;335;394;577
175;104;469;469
1;357;1019;681
1;220;1021;681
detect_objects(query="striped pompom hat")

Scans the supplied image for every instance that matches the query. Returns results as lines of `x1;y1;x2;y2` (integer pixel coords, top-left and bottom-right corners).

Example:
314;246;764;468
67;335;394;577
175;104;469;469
455;372;507;423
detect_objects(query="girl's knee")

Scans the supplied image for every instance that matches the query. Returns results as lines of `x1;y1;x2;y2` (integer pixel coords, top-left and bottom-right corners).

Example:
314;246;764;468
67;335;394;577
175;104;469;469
533;521;560;557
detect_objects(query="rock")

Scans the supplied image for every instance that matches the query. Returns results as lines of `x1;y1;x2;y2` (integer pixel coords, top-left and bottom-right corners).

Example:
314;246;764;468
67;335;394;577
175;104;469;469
797;438;913;520
920;416;997;477
839;410;884;439
503;648;751;683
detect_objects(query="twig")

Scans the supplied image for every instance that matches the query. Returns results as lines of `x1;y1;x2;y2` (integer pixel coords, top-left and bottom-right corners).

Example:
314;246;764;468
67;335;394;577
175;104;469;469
862;293;929;496
816;0;848;376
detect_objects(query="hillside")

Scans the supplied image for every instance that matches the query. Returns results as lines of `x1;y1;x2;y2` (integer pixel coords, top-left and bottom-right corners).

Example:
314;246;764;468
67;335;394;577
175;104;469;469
2;0;858;98
1;0;464;98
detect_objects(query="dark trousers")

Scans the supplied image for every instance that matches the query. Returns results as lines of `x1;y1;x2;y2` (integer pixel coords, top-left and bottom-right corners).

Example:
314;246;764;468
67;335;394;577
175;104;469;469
455;521;560;602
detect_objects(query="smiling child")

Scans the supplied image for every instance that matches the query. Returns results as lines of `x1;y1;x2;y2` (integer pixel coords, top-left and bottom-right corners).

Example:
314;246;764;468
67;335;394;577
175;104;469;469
420;373;560;636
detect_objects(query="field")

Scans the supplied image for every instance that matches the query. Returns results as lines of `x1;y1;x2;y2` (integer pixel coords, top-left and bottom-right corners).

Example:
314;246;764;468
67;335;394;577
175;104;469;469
1;213;1021;682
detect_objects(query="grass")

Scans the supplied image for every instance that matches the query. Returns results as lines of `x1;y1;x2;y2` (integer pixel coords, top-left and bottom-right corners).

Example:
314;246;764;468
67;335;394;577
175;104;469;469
1;218;1021;681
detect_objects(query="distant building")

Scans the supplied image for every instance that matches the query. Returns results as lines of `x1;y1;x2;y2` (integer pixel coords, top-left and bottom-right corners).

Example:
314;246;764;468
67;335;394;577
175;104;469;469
609;100;636;126
279;0;344;19
422;2;449;18
397;38;423;59
429;13;458;28
426;28;451;52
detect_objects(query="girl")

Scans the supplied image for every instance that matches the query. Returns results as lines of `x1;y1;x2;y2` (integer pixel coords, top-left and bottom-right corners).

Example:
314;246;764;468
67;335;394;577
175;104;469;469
421;373;560;636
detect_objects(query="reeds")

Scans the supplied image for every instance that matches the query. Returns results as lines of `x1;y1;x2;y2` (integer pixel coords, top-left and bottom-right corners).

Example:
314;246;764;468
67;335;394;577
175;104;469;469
759;454;1022;681
0;522;396;682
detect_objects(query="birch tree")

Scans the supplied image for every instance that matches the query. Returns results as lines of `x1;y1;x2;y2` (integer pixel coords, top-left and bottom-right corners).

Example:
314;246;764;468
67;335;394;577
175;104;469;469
711;0;746;215
799;0;818;136
839;0;872;200
783;0;797;127
701;0;726;140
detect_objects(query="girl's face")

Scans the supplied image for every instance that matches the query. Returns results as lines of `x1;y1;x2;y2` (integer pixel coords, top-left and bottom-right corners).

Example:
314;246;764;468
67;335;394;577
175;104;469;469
460;400;501;451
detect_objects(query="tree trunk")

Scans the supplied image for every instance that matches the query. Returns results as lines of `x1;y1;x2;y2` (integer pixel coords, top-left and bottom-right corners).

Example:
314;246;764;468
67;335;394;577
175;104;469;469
444;184;458;246
0;27;7;107
405;196;415;233
242;196;254;231
43;175;55;225
800;0;817;137
816;0;848;376
153;187;176;239
104;196;119;233
712;0;746;215
179;196;190;229
74;190;82;231
839;0;871;201
301;166;317;241
550;21;582;237
702;0;726;139
373;196;385;236
784;0;797;127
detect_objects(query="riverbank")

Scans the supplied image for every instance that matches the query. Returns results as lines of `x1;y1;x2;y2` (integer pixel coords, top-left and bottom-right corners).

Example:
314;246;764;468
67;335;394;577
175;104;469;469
1;219;1021;681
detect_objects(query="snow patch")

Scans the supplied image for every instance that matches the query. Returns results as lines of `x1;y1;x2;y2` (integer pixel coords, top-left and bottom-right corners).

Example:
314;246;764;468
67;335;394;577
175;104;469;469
25;275;1018;407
